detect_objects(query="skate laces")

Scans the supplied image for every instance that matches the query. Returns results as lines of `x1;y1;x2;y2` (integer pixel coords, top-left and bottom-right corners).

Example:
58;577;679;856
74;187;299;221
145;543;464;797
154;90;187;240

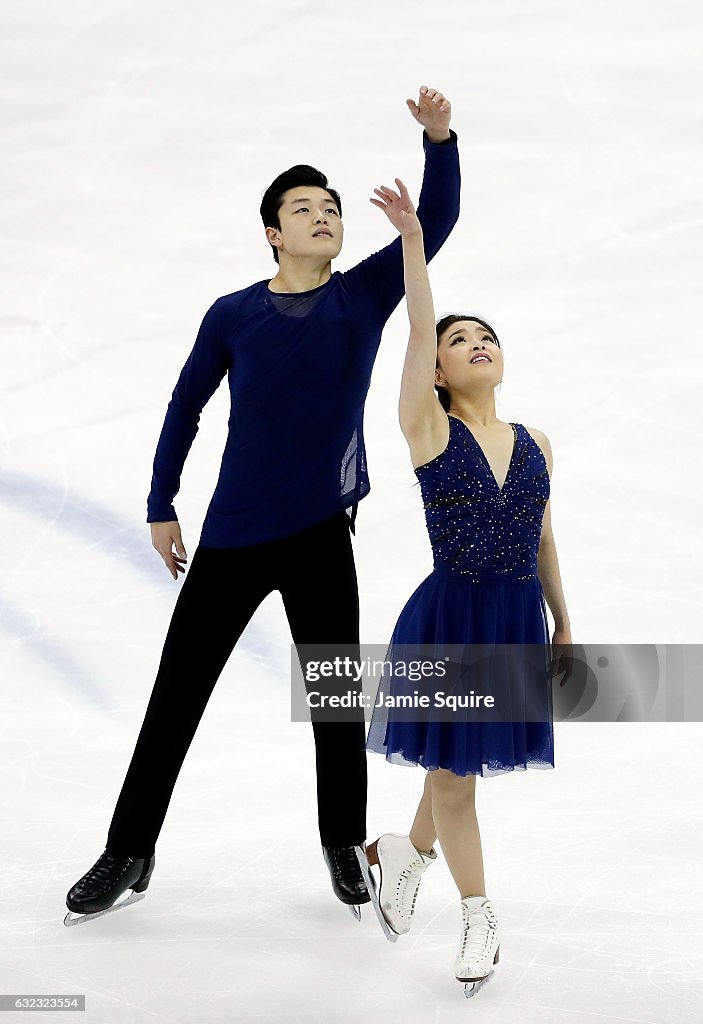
83;852;133;894
395;855;426;919
459;903;497;963
332;846;360;879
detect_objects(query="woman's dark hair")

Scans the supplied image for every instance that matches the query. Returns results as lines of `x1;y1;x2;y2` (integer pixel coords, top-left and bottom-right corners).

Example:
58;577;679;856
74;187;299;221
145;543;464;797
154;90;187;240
259;165;342;265
434;314;502;411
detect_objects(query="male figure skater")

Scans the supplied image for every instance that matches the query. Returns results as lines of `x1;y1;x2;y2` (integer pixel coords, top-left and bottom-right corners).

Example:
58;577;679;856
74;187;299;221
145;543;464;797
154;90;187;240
65;86;459;922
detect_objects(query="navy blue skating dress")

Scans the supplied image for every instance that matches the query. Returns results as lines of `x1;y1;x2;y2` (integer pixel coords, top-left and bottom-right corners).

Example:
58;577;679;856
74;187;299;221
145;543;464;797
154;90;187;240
366;414;555;777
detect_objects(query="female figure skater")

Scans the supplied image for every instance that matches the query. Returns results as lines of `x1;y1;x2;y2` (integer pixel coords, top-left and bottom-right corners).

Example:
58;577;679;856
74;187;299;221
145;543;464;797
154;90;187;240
363;178;571;996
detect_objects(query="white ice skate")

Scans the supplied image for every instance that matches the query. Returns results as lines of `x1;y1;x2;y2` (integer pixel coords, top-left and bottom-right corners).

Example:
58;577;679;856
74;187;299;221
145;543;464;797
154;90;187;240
355;833;436;941
454;895;500;998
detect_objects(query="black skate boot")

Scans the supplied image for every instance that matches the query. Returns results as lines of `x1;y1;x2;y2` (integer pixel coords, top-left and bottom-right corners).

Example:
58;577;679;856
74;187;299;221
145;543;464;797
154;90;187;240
322;844;370;920
64;849;155;926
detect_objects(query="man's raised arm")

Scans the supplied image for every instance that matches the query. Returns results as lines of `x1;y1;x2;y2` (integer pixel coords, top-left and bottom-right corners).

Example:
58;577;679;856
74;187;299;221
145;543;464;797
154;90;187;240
342;86;460;323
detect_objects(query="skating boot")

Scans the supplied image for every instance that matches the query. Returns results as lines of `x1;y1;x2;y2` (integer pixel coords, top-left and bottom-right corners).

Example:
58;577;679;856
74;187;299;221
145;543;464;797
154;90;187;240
322;845;370;922
64;850;155;926
454;895;500;998
361;832;436;938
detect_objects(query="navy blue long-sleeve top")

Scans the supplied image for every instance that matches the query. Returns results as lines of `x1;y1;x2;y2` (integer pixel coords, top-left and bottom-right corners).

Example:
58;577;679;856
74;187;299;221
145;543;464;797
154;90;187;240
146;128;461;548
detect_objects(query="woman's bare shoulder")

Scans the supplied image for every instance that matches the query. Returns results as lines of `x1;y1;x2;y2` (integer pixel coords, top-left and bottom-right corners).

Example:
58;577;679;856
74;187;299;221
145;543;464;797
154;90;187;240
524;425;553;473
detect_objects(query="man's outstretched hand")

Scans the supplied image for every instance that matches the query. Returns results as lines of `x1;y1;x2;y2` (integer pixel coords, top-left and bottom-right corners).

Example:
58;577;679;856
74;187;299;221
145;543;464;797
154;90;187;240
150;521;188;580
406;86;451;142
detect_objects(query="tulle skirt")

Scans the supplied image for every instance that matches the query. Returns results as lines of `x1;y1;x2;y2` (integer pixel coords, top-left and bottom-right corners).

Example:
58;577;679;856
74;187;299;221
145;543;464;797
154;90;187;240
365;565;555;777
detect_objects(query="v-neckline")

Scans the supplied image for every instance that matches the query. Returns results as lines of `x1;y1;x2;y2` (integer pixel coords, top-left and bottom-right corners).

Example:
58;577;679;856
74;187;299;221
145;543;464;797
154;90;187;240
449;416;519;495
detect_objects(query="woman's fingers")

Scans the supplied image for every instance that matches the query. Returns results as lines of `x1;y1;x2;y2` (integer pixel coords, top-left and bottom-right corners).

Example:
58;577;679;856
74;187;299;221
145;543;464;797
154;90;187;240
371;180;414;217
374;185;401;202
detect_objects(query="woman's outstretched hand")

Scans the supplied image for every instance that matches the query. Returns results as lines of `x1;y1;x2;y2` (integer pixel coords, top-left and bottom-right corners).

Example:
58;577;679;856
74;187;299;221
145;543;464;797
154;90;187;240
369;178;421;236
150;520;188;580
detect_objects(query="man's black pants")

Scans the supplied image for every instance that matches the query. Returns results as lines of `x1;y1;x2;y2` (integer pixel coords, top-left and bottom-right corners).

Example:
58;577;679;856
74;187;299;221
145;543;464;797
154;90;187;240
106;510;367;857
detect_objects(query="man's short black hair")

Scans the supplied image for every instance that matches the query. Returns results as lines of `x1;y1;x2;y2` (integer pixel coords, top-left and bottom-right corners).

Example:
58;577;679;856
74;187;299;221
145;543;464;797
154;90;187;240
259;165;342;265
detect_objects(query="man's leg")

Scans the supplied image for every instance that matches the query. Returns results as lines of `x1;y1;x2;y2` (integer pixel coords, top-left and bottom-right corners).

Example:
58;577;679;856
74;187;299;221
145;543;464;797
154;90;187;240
106;543;275;857
277;512;367;847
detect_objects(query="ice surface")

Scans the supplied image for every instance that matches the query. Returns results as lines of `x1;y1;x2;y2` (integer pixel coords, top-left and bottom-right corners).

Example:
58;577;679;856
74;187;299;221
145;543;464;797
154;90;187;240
2;1;702;1020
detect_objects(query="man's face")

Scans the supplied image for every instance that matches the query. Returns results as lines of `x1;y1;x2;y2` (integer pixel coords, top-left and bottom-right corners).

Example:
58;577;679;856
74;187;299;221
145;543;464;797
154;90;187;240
266;186;343;263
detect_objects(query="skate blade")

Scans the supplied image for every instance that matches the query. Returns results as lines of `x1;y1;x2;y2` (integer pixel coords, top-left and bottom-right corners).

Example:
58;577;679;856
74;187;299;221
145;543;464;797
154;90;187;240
353;845;398;944
63;889;145;927
461;968;495;999
348;903;362;921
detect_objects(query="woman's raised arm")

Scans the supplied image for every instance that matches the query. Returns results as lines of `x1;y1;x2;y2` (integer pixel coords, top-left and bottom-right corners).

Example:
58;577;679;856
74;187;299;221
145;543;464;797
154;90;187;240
369;178;445;441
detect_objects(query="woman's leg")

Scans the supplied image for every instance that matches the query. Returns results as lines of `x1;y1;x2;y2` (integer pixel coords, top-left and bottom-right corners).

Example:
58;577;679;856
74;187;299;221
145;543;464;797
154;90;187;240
429;768;486;898
408;770;437;855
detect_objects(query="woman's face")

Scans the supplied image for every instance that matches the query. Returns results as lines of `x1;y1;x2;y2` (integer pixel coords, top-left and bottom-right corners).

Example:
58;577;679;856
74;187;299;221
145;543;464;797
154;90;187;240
435;320;503;394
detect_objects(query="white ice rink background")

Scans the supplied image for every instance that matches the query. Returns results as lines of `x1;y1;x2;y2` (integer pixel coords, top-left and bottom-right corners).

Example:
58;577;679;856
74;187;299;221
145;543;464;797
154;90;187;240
1;1;702;1021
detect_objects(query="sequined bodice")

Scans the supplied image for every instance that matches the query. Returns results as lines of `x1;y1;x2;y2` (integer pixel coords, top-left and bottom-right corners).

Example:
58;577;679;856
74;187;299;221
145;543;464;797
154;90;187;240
414;417;550;582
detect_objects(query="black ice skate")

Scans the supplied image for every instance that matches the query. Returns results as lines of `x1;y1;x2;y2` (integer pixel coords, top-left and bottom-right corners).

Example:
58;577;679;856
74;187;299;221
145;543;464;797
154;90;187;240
64;850;155;927
322;845;370;922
